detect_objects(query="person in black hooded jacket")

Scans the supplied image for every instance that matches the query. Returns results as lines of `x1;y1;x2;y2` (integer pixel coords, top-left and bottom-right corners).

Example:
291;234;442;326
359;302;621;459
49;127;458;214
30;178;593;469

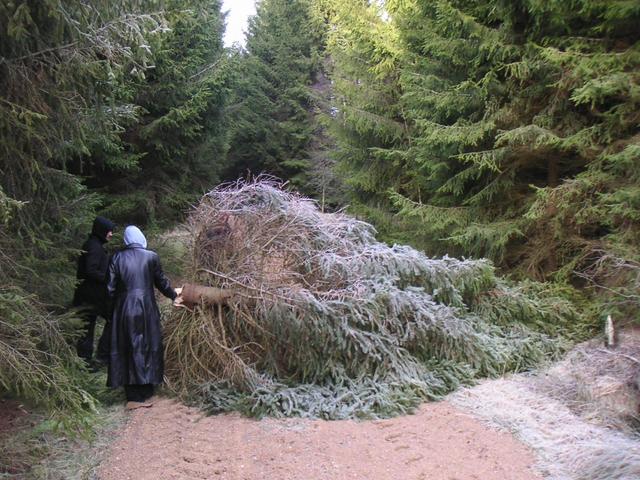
73;215;115;366
107;225;178;408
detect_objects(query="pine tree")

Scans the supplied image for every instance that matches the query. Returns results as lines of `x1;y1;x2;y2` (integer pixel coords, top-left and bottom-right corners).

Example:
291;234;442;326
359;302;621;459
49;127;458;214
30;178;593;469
315;0;413;237
392;1;640;284
322;0;640;317
0;0;166;426
89;0;233;225
225;0;327;195
0;0;165;300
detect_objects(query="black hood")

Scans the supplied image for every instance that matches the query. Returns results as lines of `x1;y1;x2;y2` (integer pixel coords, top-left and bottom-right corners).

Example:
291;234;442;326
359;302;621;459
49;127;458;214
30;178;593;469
91;216;115;242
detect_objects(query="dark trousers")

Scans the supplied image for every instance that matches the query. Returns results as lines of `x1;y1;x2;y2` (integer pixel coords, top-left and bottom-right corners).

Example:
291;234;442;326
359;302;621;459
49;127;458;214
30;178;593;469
124;384;154;402
76;308;111;363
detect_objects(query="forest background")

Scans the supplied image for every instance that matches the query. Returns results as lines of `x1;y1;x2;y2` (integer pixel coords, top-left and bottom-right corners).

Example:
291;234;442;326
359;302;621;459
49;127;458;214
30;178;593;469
1;0;639;432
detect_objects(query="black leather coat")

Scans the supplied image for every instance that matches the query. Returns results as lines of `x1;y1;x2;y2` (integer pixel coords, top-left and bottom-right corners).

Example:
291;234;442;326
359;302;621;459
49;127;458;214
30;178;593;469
106;244;176;388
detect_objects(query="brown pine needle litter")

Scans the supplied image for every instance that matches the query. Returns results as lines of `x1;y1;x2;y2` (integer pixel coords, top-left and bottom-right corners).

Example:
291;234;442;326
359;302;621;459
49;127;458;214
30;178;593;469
163;178;578;419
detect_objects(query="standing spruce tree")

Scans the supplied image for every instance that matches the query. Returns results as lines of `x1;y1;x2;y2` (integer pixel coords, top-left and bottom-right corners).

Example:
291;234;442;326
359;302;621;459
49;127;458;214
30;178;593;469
323;0;640;316
315;0;410;232
0;0;165;301
91;0;232;225
225;0;328;194
0;0;166;426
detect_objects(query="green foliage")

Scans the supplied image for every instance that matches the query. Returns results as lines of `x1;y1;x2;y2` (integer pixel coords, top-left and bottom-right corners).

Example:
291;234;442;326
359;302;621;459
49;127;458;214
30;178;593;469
0;0;166;303
317;0;406;209
320;0;640;319
2;0;636;432
0;286;97;431
165;181;577;419
0;0;170;428
0;186;24;225
225;0;330;197
91;0;232;226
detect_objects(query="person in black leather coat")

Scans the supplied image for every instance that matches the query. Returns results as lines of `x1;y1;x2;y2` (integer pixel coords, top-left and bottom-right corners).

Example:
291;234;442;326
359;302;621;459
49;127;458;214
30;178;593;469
106;225;177;406
73;216;115;365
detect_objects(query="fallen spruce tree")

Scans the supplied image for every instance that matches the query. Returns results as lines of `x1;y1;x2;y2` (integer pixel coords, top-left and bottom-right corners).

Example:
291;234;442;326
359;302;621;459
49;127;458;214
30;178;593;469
163;179;578;419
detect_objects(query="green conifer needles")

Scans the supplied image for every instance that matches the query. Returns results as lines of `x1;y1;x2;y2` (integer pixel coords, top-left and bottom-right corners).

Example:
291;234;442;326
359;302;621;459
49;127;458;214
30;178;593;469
164;180;575;419
322;0;640;297
0;286;96;430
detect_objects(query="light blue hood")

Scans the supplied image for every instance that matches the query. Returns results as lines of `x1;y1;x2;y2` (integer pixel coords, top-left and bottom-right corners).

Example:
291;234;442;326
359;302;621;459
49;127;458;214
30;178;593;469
123;225;147;249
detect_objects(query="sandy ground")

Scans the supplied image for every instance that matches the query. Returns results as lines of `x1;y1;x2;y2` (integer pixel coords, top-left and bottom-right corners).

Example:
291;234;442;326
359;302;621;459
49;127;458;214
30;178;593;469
97;397;542;480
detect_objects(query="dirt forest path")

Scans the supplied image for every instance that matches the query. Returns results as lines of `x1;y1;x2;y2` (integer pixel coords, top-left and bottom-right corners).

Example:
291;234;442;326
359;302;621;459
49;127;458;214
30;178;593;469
97;397;542;480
